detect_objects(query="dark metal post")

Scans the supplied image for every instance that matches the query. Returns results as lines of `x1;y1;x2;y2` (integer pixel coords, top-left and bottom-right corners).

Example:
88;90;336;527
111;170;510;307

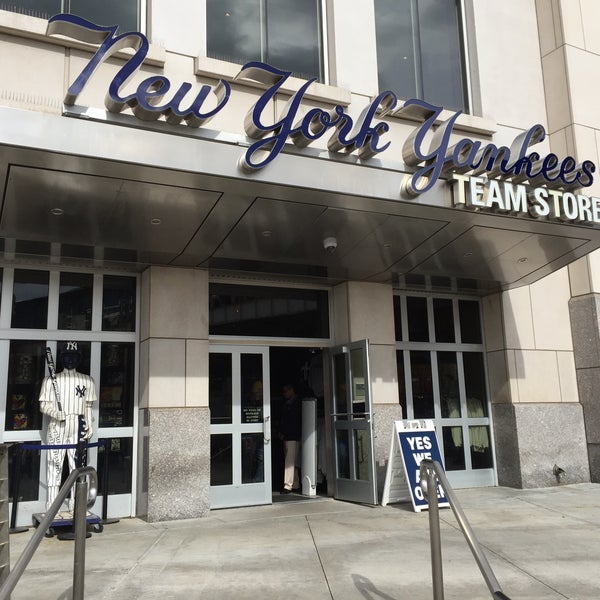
9;443;28;533
73;475;89;600
101;438;119;525
424;467;444;600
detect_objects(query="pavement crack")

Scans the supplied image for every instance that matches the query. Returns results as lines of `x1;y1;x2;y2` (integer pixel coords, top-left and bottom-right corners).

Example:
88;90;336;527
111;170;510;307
306;516;335;599
100;528;169;599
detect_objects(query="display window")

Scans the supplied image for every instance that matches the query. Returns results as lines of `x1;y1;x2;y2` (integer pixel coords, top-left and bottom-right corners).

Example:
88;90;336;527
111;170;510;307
0;266;138;523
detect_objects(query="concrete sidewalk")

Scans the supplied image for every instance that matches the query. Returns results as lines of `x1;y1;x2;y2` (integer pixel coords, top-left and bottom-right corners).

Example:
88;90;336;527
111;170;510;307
6;483;600;599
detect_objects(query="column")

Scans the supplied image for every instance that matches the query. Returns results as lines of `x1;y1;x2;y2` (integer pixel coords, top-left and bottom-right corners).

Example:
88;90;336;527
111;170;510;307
137;266;210;522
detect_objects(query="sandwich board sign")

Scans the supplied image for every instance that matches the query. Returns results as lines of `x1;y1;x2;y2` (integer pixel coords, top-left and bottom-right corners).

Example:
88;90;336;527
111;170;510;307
381;420;449;512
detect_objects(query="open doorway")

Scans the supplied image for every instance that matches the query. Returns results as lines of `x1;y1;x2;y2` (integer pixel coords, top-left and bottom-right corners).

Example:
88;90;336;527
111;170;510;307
269;347;326;499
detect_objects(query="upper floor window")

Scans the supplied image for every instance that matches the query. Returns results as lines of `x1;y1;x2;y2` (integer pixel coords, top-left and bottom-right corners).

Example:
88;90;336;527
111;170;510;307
375;0;467;111
0;0;139;32
207;0;324;82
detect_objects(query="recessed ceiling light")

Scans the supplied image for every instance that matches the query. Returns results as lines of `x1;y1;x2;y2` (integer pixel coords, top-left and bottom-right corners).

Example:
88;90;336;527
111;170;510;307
383;243;392;248
262;230;272;237
151;218;162;225
518;257;528;264
463;251;473;258
50;208;64;216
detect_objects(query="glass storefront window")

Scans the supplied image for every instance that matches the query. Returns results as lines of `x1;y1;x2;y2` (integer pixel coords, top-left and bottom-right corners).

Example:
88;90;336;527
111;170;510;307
443;426;465;471
410;351;434;419
9;442;41;502
11;269;49;329
209;283;329;338
438;352;460;418
99;342;135;428
58;272;93;331
463;352;488;418
407;296;429;342
459;300;483;343
5;340;46;431
393;295;403;341
0;1;139;32
97;437;133;495
470;425;493;469
102;275;136;332
207;0;324;82
434;298;455;343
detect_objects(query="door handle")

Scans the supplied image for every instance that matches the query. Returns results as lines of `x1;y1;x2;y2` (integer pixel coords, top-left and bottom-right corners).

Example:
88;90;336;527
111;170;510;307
263;415;270;444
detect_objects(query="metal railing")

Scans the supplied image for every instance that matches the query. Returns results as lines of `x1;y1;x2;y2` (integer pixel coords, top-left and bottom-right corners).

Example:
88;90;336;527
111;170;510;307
0;465;98;600
419;459;511;600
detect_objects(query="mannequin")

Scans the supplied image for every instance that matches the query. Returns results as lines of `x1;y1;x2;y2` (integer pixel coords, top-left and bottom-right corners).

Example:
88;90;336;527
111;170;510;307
39;342;96;510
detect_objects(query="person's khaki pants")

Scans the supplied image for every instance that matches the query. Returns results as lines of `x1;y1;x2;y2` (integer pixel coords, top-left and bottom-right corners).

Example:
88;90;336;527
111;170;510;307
283;440;300;490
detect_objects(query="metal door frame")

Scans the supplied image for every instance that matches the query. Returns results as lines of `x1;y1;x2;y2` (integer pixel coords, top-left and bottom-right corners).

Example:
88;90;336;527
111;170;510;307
209;345;272;508
329;339;377;505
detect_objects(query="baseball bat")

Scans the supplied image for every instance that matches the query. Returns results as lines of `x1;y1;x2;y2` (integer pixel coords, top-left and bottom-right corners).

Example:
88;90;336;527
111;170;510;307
45;346;63;412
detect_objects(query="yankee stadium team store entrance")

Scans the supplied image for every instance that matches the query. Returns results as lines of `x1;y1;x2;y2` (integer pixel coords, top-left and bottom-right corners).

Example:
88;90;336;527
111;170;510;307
3;114;600;523
4;16;600;523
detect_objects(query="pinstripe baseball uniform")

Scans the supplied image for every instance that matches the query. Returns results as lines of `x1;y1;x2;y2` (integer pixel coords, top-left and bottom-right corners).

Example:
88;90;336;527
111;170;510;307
39;368;97;510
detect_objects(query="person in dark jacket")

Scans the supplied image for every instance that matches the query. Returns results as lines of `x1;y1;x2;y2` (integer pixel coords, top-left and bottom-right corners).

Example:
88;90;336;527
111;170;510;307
280;383;302;493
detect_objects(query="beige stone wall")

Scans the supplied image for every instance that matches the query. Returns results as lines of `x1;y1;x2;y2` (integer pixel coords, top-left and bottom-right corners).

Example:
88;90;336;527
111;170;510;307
139;266;209;409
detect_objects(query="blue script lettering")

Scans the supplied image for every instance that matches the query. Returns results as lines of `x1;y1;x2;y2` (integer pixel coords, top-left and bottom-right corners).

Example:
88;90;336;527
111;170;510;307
46;14;230;127
401;99;594;195
236;62;396;171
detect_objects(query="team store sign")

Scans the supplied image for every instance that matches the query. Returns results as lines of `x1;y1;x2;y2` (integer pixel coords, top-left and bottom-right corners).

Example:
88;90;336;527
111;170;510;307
46;14;600;225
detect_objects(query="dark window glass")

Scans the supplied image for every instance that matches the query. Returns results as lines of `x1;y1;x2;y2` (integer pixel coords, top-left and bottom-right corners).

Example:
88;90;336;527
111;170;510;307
209;284;329;338
393;295;403;341
443;426;465;471
242;433;264;483
5;340;46;431
434;298;455;343
99;343;135;428
0;1;138;31
9;443;41;502
0;0;60;18
97;437;133;495
470;426;493;469
207;0;323;82
336;429;350;479
211;434;233;486
102;275;136;332
333;353;348;418
396;351;406;417
58;272;93;331
463;352;488;418
438;352;460;418
410;351;434;419
375;0;466;111
12;269;49;329
459;300;482;343
70;0;138;32
241;354;263;424
407;296;429;342
210;353;233;425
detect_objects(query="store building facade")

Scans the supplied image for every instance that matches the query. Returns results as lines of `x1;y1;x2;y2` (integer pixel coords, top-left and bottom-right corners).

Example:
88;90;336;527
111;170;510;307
2;0;600;524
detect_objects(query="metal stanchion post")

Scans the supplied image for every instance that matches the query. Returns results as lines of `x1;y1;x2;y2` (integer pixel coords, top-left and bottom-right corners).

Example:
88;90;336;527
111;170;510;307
9;443;28;534
72;475;89;600
101;439;119;525
423;467;444;600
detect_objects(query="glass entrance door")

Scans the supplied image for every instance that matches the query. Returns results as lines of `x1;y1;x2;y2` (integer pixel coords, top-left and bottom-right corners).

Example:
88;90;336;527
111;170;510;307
330;340;377;505
209;346;271;508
